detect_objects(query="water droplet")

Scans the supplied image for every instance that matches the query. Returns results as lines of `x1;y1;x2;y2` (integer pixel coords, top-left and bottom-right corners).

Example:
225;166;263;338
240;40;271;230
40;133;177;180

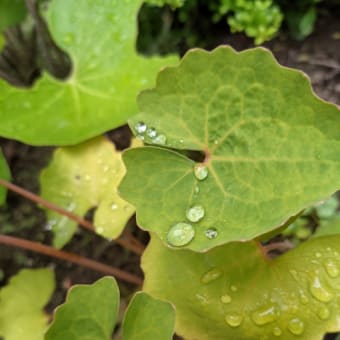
111;203;118;210
194;186;200;194
309;275;334;302
315;252;322;258
84;174;91;181
289;270;299;281
317;305;330;320
251;305;278;325
135;121;147;134
324;259;340;278
67;202;76;212
186;205;205;222
231;285;238;292
221;294;232;304
194;164;208;180
152;134;167;145
299;290;309;305
273;327;282;336
137;135;145;141
205;228;218;239
146;127;157;138
287;318;304;335
45;220;57;231
167;222;195;247
225;313;243;327
201;267;223;284
97;226;105;234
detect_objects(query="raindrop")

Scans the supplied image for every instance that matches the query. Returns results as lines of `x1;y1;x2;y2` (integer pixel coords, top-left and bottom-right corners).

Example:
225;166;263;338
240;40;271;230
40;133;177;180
45;220;57;231
287;318;304;335
97;226;105;234
201;267;223;284
273;327;282;336
205;228;218;239
146;127;157;138
317;305;330;320
299;290;309;305
111;203;118;210
224;313;243;327
309;274;334;302
194;186;200;194
152;134;167;145
230;285;238;292
186;205;205;222
167;222;195;247
194;164;208;180
220;294;232;304
324;259;340;278
251;304;278;326
84;174;91;181
135;121;147;134
315;252;322;258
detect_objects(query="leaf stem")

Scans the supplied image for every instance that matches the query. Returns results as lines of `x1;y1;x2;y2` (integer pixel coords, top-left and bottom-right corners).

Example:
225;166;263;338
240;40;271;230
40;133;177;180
0;234;143;286
0;178;145;255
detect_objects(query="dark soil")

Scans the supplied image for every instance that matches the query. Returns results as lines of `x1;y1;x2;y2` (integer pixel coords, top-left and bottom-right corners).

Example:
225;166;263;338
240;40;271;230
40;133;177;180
0;3;339;339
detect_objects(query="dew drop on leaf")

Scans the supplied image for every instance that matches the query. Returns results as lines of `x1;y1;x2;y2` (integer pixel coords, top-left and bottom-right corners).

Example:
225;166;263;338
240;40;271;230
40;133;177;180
299;290;309;305
186;205;205;222
251;304;278;325
315;252;322;258
200;267;223;284
135;121;147;134
323;259;340;278
273;326;282;336
205;228;218;239
309;275;334;302
111;203;118;210
230;285;238;292
146;127;157;138
166;222;195;247
194;164;208;180
152;134;167;145
317;305;330;320
224;313;243;327
220;294;232;304
194;185;200;194
287;318;304;335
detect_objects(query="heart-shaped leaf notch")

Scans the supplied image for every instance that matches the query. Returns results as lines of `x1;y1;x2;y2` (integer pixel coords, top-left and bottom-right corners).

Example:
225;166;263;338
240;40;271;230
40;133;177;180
120;46;340;251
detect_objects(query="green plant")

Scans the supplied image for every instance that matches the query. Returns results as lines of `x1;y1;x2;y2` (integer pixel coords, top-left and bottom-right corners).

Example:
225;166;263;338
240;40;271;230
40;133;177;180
0;1;340;340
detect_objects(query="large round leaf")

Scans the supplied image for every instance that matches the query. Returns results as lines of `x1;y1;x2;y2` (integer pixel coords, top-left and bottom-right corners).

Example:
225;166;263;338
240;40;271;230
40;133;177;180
0;0;177;145
143;235;340;339
120;46;340;251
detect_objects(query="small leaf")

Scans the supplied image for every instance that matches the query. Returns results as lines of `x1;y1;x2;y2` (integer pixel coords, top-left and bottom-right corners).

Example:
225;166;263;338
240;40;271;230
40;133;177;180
45;277;119;340
40;136;139;248
143;234;340;340
0;268;55;340
0;0;177;145
0;148;10;205
122;292;175;340
120;46;340;251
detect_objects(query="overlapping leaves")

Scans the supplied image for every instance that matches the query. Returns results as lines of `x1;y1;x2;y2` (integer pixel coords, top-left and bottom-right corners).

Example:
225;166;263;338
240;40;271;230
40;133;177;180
120;46;340;251
143;234;340;339
0;0;177;145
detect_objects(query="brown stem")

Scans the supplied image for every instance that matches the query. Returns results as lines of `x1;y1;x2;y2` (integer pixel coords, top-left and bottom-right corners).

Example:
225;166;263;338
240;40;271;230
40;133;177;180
0;234;143;286
0;178;145;255
261;240;294;255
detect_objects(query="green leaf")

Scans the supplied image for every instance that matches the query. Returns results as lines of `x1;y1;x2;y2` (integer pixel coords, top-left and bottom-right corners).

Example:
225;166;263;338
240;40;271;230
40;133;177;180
40;136;139;248
0;0;27;32
0;0;177;145
122;292;175;340
0;148;10;205
0;268;55;340
314;217;340;238
143;234;340;339
120;46;340;251
45;277;119;340
316;196;339;219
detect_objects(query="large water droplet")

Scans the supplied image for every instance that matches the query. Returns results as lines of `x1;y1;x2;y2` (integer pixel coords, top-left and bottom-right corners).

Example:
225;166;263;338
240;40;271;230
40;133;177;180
287;318;304;335
324;259;340;278
146;127;157;138
317;305;330;320
152;134;167;145
186;205;205;222
201;267;223;284
225;313;243;327
167;222;195;247
309;275;334;302
251;304;278;325
135;121;147;134
194;164;208;180
273;326;282;336
205;228;218;239
220;294;232;304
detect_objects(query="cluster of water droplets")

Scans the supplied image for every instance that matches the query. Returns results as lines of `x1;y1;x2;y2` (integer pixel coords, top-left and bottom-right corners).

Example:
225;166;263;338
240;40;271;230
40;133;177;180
134;121;167;145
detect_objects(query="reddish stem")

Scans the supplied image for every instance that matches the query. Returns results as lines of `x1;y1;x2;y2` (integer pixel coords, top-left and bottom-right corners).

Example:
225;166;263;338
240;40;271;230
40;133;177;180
0;178;145;255
0;234;143;285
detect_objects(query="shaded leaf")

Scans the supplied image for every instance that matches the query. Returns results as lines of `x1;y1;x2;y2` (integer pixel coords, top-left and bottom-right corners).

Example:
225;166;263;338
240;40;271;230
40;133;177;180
0;0;27;32
45;277;119;340
0;268;55;340
120;46;340;251
40;136;140;248
0;148;10;205
143;234;340;339
0;0;177;145
122;292;175;340
314;217;340;238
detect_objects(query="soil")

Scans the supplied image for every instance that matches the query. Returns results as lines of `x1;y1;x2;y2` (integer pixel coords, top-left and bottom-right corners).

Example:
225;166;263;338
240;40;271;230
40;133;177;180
0;3;339;339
